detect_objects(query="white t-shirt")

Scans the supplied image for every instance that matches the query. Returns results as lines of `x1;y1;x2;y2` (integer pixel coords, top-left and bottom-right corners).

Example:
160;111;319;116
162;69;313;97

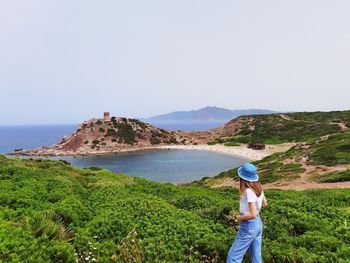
240;188;264;215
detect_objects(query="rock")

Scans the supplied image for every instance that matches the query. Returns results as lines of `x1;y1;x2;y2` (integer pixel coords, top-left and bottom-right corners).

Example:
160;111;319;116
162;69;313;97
247;143;266;150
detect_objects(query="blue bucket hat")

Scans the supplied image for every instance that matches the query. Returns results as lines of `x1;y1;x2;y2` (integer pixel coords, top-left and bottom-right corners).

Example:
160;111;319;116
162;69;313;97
237;163;259;182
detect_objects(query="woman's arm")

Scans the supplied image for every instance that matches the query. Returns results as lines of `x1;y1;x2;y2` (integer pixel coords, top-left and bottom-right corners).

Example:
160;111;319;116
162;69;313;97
237;202;257;222
262;194;267;208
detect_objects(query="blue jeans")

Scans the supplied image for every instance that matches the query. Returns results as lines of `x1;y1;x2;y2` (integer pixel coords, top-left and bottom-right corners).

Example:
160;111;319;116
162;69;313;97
226;215;263;263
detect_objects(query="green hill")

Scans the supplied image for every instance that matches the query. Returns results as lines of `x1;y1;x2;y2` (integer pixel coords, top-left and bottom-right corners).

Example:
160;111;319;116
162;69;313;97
1;156;349;262
210;110;350;144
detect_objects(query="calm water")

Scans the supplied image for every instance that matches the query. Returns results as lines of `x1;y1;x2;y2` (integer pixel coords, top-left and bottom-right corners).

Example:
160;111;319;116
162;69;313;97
0;124;247;183
53;150;247;183
0;124;78;154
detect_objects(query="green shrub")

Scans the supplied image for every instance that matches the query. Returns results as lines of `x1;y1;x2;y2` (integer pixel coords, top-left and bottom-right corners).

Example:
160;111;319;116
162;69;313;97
92;140;100;145
99;128;105;133
224;142;240;147
150;137;161;145
316;170;350;183
115;123;136;145
167;137;178;144
106;129;117;137
29;211;74;241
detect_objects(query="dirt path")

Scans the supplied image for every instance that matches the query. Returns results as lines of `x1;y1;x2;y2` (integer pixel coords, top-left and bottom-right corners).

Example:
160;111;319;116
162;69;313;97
210;177;350;190
329;121;348;131
263;181;350;190
339;122;348;131
279;114;293;121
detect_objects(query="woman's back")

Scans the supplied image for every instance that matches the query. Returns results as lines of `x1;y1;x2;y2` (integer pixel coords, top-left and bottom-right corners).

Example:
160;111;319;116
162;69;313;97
240;188;265;216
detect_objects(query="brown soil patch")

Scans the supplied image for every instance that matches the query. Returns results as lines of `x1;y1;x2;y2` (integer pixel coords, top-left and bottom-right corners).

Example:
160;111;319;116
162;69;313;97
267;143;296;153
210;177;239;188
68;172;81;177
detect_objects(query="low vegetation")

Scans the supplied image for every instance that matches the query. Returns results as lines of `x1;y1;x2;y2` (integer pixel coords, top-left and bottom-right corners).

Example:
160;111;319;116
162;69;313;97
0;156;349;262
309;131;350;166
219;111;350;144
315;170;350;183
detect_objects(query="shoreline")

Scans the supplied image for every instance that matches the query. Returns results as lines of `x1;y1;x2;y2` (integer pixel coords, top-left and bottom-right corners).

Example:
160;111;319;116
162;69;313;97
10;143;295;161
154;143;294;161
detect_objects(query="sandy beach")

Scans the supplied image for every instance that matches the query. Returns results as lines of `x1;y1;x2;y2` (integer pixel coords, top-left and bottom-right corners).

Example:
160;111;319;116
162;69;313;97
153;143;294;161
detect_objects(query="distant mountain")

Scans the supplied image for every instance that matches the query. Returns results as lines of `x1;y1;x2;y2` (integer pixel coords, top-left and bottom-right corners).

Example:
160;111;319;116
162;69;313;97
144;106;276;123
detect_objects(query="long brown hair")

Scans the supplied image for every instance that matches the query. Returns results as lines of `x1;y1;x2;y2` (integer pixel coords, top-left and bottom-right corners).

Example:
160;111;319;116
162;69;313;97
240;178;263;197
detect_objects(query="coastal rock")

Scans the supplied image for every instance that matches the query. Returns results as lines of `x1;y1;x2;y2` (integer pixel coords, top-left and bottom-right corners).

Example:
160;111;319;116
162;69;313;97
247;143;266;150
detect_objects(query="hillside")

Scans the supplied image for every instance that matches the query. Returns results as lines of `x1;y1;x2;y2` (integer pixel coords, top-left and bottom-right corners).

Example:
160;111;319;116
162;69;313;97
191;129;350;189
13;116;199;156
195;110;350;145
145;106;275;123
1;155;349;262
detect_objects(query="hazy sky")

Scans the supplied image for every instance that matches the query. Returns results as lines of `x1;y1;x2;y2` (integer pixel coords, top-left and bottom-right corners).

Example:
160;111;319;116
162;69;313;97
1;0;349;125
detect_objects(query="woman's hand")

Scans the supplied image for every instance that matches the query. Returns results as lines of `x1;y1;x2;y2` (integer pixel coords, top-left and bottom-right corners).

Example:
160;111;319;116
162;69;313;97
262;195;267;208
235;215;241;223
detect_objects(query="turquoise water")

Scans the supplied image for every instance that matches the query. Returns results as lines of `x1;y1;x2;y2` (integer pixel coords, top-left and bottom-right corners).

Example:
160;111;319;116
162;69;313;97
54;150;248;183
0;124;247;183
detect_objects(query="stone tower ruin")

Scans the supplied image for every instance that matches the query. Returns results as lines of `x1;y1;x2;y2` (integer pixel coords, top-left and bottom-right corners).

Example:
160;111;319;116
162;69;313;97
104;112;111;122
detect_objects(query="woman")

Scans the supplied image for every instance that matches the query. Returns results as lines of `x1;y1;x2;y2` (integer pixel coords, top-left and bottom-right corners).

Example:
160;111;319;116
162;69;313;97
226;163;267;263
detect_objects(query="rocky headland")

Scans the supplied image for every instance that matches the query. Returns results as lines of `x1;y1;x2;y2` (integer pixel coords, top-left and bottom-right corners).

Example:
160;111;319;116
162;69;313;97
12;115;204;156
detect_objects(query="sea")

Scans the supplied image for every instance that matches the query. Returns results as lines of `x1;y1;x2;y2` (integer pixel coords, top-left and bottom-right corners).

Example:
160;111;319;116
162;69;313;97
0;121;248;183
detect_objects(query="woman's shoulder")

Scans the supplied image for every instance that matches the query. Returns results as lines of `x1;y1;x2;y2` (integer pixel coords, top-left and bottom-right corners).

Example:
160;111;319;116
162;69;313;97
245;188;257;198
245;188;255;194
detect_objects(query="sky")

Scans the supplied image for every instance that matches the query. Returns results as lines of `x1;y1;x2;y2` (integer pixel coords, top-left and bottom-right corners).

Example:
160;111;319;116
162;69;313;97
0;0;349;125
